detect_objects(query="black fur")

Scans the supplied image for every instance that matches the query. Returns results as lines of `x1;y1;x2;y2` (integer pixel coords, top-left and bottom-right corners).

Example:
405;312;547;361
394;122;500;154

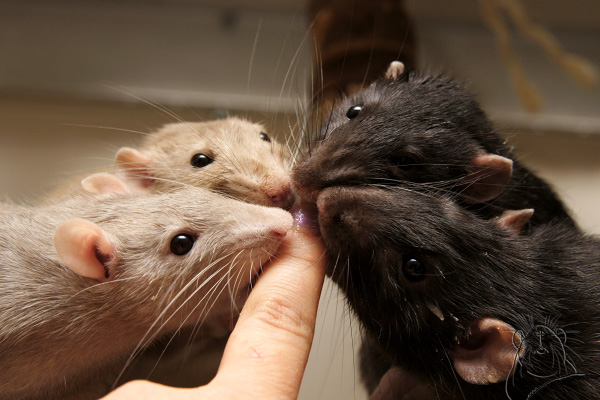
291;70;586;397
316;185;600;399
293;71;575;230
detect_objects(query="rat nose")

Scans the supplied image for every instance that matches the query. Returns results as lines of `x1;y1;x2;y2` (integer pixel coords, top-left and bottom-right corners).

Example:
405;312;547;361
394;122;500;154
269;187;296;209
270;227;288;239
262;175;296;209
266;209;294;238
269;190;287;203
291;166;323;203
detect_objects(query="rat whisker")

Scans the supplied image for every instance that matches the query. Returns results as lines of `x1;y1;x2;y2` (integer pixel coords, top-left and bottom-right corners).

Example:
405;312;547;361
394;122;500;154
100;83;189;126
113;254;230;387
58;123;152;137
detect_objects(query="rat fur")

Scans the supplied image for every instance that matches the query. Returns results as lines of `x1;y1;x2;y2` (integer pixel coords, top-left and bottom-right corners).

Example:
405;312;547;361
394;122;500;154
293;64;575;230
39;116;296;387
0;186;292;399
291;63;584;396
315;185;600;399
45;117;295;209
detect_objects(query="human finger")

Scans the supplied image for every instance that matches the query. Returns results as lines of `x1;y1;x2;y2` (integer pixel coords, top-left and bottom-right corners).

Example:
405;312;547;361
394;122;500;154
208;217;327;399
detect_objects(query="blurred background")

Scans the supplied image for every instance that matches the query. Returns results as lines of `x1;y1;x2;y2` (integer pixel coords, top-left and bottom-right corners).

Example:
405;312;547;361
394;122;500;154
1;1;599;399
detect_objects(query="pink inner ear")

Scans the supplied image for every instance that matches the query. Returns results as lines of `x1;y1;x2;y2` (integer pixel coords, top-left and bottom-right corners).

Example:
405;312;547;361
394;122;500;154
496;209;535;234
81;173;131;195
114;147;155;190
461;154;513;204
54;219;115;282
385;61;405;79
454;318;523;385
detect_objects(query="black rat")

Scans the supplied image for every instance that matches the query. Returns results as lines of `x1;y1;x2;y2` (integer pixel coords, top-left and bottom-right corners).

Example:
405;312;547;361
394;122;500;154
291;61;591;397
293;61;575;230
0;175;293;400
46;116;295;209
316;185;600;399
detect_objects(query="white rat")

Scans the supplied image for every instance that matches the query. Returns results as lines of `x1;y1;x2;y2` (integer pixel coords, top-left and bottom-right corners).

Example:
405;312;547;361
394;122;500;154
0;174;293;400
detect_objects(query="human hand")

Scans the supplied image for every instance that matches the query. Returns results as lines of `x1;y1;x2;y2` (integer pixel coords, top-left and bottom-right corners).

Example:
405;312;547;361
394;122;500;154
101;218;326;400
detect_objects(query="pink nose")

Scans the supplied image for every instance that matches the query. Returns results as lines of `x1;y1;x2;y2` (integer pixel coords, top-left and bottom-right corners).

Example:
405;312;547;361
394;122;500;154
269;186;296;208
270;193;285;202
266;208;294;238
270;227;288;239
269;186;290;202
263;176;296;209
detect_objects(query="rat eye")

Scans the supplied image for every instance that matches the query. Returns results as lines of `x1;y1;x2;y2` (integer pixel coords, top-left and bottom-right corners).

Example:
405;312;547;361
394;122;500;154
191;153;213;168
393;156;416;171
170;234;195;256
259;132;271;142
402;255;426;282
346;105;363;119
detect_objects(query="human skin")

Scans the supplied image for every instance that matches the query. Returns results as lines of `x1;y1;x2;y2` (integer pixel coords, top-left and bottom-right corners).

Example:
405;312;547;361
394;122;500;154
101;223;326;400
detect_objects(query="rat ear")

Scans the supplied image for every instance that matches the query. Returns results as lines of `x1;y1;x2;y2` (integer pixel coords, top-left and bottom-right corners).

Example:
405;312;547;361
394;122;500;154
496;209;534;234
454;318;524;385
460;154;513;203
385;61;405;79
54;219;115;282
81;173;131;196
114;147;155;190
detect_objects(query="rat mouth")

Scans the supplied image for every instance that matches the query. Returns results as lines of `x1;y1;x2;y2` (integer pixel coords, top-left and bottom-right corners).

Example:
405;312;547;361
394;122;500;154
250;265;265;288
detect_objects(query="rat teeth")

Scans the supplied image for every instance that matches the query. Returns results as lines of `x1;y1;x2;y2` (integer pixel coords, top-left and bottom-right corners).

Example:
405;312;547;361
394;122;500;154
426;301;445;321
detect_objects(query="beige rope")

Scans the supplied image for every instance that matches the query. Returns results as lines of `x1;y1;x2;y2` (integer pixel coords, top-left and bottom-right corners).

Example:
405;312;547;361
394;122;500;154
478;0;542;112
500;0;597;88
478;0;597;112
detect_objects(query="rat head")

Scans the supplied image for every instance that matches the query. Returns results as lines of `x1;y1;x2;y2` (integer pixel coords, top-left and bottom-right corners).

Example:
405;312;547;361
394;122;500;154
293;61;513;206
53;181;293;332
113;117;295;209
317;185;540;390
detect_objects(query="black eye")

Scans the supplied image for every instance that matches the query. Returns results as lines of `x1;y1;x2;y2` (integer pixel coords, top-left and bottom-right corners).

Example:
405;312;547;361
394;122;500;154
259;132;271;142
394;156;416;171
402;255;426;282
191;153;213;168
346;105;363;119
170;234;195;256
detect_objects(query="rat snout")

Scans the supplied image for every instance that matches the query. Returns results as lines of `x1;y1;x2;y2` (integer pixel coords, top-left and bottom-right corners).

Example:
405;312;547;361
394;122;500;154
261;174;296;209
290;163;323;204
316;186;393;252
292;148;370;205
316;186;368;220
316;187;368;242
268;209;294;238
238;206;294;245
291;142;354;204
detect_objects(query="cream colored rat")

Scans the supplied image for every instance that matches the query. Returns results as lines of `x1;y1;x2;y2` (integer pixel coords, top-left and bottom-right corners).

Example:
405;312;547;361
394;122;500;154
0;175;293;400
47;117;295;209
38;117;296;389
